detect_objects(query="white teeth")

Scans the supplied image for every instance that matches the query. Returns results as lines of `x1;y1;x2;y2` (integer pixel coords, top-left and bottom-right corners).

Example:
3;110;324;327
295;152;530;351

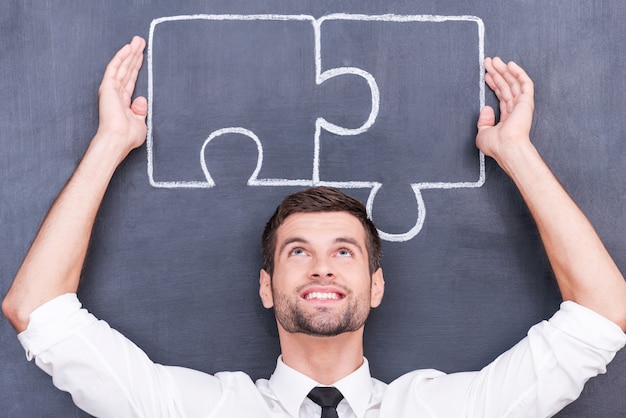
305;292;340;300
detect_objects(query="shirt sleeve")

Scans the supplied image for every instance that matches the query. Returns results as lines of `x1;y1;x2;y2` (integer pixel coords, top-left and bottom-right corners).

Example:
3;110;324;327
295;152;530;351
387;301;626;418
17;294;225;418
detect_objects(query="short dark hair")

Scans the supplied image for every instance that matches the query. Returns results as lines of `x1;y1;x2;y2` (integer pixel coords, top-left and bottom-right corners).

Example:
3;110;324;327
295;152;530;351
261;186;382;276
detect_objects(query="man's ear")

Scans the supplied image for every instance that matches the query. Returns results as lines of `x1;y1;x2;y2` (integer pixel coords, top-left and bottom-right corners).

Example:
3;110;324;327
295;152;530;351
259;269;274;309
370;268;385;308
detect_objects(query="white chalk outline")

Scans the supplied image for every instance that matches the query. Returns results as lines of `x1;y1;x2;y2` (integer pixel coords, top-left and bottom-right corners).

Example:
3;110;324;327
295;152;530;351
147;13;485;242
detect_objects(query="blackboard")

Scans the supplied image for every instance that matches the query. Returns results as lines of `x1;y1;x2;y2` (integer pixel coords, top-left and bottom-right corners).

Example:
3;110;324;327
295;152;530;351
2;1;625;416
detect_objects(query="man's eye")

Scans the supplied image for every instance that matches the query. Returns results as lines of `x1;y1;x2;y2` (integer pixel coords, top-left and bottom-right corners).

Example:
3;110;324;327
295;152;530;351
337;248;353;257
290;248;306;256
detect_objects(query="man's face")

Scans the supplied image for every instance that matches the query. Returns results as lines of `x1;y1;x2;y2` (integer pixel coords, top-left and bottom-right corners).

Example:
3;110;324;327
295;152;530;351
259;211;384;337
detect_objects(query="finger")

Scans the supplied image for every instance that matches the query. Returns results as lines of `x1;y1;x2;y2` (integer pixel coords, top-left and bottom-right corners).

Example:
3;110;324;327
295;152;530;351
492;57;520;101
118;37;144;85
486;70;512;118
484;71;500;99
131;96;148;117
102;43;132;83
483;58;498;92
490;58;523;100
484;71;508;118
477;105;495;131
484;59;506;114
117;37;145;103
486;57;514;107
126;36;146;81
507;61;534;98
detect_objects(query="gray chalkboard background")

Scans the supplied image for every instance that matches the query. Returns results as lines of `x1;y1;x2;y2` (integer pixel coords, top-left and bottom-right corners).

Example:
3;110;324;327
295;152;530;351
2;1;626;416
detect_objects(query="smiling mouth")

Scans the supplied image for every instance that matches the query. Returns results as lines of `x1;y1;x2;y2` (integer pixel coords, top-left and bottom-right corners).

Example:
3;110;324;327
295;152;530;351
303;291;345;301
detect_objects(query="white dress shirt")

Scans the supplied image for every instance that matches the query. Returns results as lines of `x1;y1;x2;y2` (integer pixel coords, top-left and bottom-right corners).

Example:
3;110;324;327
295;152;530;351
18;294;626;417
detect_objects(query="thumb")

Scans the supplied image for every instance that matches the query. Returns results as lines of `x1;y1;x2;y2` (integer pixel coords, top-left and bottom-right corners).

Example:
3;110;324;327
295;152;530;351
477;106;495;132
131;96;148;117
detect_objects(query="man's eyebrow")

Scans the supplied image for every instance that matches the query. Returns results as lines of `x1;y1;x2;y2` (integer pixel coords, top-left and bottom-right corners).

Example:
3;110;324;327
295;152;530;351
278;237;309;255
334;237;364;253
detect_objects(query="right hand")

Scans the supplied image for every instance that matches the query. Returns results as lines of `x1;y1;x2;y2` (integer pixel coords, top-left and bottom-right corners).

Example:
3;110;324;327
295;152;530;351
96;36;148;155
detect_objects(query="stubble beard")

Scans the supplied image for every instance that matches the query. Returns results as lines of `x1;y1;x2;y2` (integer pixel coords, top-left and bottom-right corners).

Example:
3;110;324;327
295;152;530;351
272;284;372;337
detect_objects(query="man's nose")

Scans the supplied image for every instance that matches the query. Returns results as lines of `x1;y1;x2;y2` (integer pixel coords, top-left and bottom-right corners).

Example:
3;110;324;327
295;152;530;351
309;255;335;279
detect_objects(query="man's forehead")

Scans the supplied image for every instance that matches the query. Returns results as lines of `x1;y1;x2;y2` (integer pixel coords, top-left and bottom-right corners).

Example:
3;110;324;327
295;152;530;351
276;211;366;241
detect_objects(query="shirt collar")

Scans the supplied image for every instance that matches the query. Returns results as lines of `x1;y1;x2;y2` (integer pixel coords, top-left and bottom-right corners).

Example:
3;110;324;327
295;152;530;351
269;356;373;418
334;357;373;418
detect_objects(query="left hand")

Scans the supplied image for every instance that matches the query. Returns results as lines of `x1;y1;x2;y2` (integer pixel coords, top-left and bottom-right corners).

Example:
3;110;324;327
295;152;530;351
476;57;535;167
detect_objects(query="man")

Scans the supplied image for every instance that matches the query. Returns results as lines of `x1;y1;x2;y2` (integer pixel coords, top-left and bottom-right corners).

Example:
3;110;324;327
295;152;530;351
3;36;626;417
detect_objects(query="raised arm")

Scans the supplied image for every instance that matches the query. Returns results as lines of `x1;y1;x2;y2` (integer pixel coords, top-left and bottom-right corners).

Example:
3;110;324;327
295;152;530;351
2;36;148;332
477;57;626;330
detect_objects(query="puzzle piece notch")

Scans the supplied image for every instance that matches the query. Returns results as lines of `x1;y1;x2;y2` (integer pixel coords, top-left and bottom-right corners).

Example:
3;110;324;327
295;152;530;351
201;128;262;187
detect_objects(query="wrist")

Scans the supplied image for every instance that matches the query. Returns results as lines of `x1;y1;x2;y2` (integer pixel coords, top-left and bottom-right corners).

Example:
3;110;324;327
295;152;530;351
91;131;135;163
492;138;539;178
496;140;556;199
74;133;132;185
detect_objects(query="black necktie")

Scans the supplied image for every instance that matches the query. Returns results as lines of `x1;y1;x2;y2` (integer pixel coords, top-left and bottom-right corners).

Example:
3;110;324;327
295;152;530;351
307;386;344;418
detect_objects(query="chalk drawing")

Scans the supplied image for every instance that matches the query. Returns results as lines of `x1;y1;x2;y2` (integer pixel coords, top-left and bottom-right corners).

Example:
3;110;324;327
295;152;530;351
147;14;485;242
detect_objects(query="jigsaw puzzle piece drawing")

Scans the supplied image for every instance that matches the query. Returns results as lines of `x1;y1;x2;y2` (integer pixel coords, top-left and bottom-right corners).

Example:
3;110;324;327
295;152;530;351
149;16;319;186
148;15;375;189
316;15;484;241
